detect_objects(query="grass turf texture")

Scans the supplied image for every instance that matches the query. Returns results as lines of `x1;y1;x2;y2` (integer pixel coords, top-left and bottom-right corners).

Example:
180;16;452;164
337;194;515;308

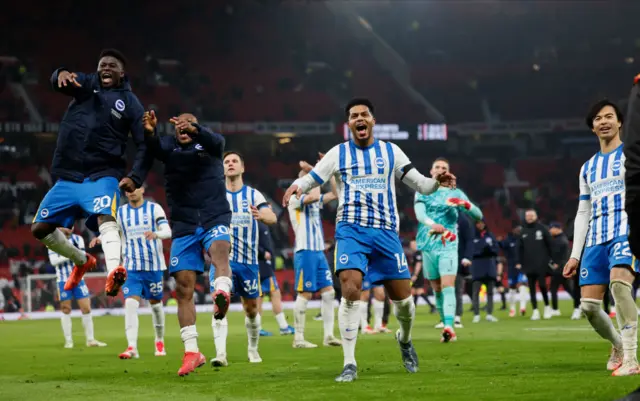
0;301;637;401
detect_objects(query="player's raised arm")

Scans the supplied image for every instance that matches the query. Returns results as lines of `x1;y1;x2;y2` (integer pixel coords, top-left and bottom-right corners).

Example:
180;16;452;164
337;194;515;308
564;169;592;278
283;146;339;207
390;143;455;195
50;68;90;96
191;123;225;157
446;190;483;221
122;99;149;192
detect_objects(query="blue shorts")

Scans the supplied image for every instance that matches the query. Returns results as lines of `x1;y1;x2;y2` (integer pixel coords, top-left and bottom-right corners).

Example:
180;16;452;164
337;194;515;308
57;280;89;301
362;272;384;291
122;270;164;301
209;261;261;299
580;235;638;286
169;224;230;275
261;276;280;295
34;177;119;232
508;266;528;287
334;222;410;285
294;250;333;293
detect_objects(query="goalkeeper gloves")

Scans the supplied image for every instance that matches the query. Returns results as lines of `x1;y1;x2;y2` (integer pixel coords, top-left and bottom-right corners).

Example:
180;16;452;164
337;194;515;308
429;229;457;246
446;197;471;210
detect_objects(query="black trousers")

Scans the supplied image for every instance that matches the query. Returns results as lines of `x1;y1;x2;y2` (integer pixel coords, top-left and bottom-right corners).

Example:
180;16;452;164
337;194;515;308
526;273;549;309
550;274;580;309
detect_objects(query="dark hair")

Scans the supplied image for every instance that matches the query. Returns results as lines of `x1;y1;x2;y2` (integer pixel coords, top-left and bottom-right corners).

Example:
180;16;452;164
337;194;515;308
585;99;624;129
99;48;127;68
223;151;244;163
344;98;375;118
433;157;449;165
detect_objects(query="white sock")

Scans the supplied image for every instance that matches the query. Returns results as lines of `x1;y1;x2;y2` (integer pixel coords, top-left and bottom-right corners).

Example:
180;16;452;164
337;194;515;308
99;221;121;273
213;276;232;294
518;285;528;309
611;280;638;363
372;299;384;330
359;300;369;329
393;296;415;343
180;325;199;353
125;298;139;348
212;317;228;356
321;290;336;338
274;312;288;330
151;302;165;341
293;295;308;341
42;229;86;266
245;314;261;350
61;313;72;343
581;298;622;349
82;312;95;342
508;288;516;310
339;298;360;366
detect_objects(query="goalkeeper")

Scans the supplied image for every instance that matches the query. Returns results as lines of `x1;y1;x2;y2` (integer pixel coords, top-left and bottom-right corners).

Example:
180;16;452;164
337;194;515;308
414;158;483;343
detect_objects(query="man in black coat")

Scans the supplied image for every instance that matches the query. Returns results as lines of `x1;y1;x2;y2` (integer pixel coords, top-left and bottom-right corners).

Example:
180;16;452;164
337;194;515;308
517;209;555;320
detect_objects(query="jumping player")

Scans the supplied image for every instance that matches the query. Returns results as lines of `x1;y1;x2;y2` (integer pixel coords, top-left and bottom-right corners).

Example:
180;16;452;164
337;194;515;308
33;49;149;298
564;99;639;376
283;98;455;382
49;228;106;349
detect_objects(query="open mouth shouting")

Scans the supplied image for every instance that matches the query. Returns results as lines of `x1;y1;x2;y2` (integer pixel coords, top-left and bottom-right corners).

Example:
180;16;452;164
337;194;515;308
354;122;368;139
100;71;114;86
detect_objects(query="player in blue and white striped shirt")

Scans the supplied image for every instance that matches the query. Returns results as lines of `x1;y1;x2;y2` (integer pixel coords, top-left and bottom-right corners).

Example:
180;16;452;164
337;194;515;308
283;98;455;382
49;228;106;349
93;187;171;359
209;151;277;367
288;167;341;349
564;100;640;376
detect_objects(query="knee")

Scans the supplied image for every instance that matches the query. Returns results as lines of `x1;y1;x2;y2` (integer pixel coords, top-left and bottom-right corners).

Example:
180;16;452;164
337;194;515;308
97;214;116;225
31;223;54;240
580;298;601;319
61;304;72;314
209;242;231;265
341;281;361;301
176;281;193;300
244;300;258;318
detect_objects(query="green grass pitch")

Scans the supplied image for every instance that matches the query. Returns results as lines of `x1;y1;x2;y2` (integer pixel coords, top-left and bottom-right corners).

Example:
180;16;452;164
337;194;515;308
1;301;638;401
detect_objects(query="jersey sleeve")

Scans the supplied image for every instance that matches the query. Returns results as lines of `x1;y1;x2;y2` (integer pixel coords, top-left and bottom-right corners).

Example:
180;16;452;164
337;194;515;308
579;165;591;201
154;203;169;226
253;189;269;209
570;164;592;260
390;143;412;178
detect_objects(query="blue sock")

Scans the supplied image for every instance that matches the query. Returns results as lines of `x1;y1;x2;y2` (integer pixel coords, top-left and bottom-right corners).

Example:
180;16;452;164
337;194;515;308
435;291;444;323
443;286;456;328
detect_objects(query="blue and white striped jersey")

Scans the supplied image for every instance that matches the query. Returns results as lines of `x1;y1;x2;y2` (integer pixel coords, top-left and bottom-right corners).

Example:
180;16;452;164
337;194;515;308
227;185;269;264
48;234;85;284
288;192;326;252
305;139;412;232
118;201;169;272
579;143;628;247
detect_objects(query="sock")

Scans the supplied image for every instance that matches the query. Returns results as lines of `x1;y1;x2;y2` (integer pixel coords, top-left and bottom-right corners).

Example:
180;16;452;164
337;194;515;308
393;296;415;343
421;293;433;307
435;291;444;323
213;276;232;294
293;295;308;341
125;298;140;348
359;300;369;330
338;298;360;366
42;230;86;266
413;294;419;306
508;288;517;310
274;312;288;330
442;286;456;327
321;290;336;338
61;313;72;343
611;280;638;363
98;221;121;273
150;302;165;341
82;312;95;342
580;298;622;349
245;314;261;350
212;317;228;356
518;285;528;310
372;299;384;330
180;325;199;353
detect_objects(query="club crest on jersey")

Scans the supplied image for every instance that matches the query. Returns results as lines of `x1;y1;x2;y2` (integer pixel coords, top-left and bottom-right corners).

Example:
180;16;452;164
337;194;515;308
195;144;204;151
143;214;150;224
241;200;249;209
115;99;125;112
611;160;622;172
374;157;386;169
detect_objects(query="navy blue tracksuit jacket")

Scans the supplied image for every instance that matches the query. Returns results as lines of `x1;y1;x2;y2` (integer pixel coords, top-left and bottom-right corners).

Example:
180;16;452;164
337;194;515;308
499;233;520;280
144;124;231;238
471;226;499;280
457;213;474;276
258;221;275;282
49;68;148;186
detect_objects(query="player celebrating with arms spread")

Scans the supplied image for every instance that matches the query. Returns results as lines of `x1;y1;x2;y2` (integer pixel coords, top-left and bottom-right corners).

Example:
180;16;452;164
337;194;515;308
210;152;277;366
283;98;455;382
414;157;483;343
564;100;639;376
142;111;233;376
32;49;149;298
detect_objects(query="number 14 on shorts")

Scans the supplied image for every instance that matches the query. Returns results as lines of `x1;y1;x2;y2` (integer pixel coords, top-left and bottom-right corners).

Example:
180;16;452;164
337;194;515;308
395;253;408;273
